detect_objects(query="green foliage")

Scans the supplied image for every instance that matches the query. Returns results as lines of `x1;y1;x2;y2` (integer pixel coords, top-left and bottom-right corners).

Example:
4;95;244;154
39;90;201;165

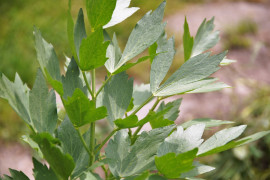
0;1;269;180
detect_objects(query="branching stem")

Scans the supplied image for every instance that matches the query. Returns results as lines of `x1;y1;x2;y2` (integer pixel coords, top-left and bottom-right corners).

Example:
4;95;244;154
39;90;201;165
82;71;94;98
96;74;112;97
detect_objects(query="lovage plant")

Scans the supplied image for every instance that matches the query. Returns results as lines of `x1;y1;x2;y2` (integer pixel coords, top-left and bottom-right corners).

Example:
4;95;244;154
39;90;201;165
0;0;269;180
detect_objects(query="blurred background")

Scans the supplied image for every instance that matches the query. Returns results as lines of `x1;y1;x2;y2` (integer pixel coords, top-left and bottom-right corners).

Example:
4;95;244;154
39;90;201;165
0;0;270;179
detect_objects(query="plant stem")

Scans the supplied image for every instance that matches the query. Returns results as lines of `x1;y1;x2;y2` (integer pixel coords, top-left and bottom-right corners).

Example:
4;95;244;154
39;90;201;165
96;74;112;97
94;128;120;155
89;69;96;166
76;129;92;157
82;71;94;98
130;95;154;116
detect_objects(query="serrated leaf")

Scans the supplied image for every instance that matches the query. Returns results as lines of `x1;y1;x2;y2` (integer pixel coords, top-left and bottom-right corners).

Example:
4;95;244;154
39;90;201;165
56;116;90;178
101;72;133;124
187;81;230;93
32;158;57;180
181;118;234;129
63;88;107;127
158;124;205;156
192;17;219;57
114;1;166;72
132;84;152;111
30;70;57;134
155;148;198;178
74;8;87;60
198;125;247;155
103;0;139;28
147;107;175;129
183;17;194;61
156;98;182;121
2;169;29;180
180;162;215;178
32;133;75;180
154;52;226;96
150;34;175;93
86;0;117;30
33;27;63;95
0;73;31;124
79;28;110;71
105;125;175;177
62;57;87;99
105;33;122;73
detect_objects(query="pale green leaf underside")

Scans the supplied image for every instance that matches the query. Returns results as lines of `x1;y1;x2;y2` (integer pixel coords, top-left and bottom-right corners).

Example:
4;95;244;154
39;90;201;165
181;118;234;129
156;98;182;121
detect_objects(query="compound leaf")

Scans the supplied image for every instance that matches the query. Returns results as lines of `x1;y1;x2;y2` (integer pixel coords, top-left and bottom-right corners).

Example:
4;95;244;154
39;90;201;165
30;69;57;134
103;0;139;28
33;158;58;180
2;169;29;180
79;28;110;71
114;1;166;71
63;88;107;127
156;98;182;121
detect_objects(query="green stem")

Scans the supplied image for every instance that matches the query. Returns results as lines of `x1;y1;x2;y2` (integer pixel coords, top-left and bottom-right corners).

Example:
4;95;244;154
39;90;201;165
76;129;92;157
96;74;112;97
94;128;120;155
82;71;94;98
130;95;154;116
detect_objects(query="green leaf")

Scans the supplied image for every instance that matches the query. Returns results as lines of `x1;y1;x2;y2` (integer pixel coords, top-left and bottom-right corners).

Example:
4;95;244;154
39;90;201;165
103;0;139;28
113;56;150;74
180;162;215;178
183;17;194;61
56;116;90;178
147;175;167;180
198;125;247;155
21;135;43;158
101;72;133;124
187;81;230;94
62;57;87;99
32;133;75;180
86;0;117;30
114;1;166;71
148;110;175;129
132;84;152;111
79;28;110;71
124;171;149;180
105;125;175;177
154;52;226;96
105;33;122;73
155;148;198;178
29;69;57;134
150;34;175;93
33;27;63;95
198;130;270;157
74;8;87;60
63;88;107;127
33;158;58;180
80;172;102;180
158;124;205;156
156;98;182;121
114;115;139;128
2;169;29;180
192;17;219;57
149;42;158;63
67;3;77;62
0;73;31;124
181;118;234;129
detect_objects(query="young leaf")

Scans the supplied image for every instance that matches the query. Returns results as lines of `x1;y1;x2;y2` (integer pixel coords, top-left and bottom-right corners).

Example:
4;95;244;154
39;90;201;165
132;84;152;111
29;69;57;134
63;88;107;127
79;28;110;71
32;133;75;180
147;108;175;129
62;57;87;99
56;116;90;178
33;27;63;95
86;0;117;30
155;148;198;178
0;73;31;124
198;125;247;155
156;98;182;121
149;42;158;63
154;52;226;96
105;125;175;177
114;1;166;71
33;158;58;180
192;17;219;57
103;0;139;28
105;33;122;73
181;118;234;129
114;115;139;128
2;169;30;180
74;8;87;60
101;72;133;124
158;124;205;156
183;17;194;61
150;34;175;93
180;162;215;178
